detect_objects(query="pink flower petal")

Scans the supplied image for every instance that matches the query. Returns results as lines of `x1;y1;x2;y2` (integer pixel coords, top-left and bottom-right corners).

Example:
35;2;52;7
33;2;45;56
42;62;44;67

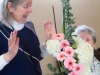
57;52;66;62
64;46;74;57
68;72;76;75
64;57;76;70
61;40;70;49
73;64;84;75
52;33;64;40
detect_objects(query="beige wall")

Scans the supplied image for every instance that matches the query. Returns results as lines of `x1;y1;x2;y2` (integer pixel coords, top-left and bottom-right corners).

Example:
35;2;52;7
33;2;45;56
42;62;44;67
28;0;100;74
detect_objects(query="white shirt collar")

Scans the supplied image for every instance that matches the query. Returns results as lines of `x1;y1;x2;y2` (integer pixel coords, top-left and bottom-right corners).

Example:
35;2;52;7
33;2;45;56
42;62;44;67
11;20;24;31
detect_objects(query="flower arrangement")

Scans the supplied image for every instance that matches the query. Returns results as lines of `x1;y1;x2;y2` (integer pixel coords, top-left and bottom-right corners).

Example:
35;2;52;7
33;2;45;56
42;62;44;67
46;0;93;75
46;33;93;75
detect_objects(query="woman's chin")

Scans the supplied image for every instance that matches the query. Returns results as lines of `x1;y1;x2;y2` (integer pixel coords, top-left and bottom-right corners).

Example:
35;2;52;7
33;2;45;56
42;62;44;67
19;20;27;24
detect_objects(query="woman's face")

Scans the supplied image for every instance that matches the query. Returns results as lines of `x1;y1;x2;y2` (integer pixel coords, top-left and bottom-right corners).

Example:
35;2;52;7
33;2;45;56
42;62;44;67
8;0;32;24
78;32;95;48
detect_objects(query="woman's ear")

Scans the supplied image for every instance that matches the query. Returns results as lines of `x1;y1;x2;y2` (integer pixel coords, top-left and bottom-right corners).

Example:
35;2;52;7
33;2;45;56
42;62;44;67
7;2;13;12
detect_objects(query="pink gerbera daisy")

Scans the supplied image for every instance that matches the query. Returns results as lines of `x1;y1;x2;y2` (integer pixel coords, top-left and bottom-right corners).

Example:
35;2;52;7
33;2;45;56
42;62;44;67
73;64;84;75
52;33;64;40
64;46;74;57
64;57;76;70
57;52;66;62
60;40;70;50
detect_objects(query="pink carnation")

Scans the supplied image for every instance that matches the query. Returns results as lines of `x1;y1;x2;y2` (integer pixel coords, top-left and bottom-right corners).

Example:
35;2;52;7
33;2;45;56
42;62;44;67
73;64;84;75
60;40;70;49
64;46;74;57
64;57;76;70
57;52;66;62
52;33;64;40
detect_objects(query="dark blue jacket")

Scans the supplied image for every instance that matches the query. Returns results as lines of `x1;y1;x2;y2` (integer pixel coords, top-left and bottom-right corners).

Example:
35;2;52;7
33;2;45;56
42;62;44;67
0;21;42;75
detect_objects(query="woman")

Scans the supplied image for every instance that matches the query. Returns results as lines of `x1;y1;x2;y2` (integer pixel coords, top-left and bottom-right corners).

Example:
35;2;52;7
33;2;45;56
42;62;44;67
74;25;100;75
0;0;56;75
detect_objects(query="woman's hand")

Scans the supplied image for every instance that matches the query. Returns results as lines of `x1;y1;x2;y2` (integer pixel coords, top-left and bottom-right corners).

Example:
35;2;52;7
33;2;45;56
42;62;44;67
44;21;56;41
4;30;19;62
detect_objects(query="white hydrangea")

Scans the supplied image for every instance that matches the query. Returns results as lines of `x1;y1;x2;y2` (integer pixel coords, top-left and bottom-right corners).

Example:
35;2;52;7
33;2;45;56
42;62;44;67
46;39;61;57
81;65;92;75
73;36;93;75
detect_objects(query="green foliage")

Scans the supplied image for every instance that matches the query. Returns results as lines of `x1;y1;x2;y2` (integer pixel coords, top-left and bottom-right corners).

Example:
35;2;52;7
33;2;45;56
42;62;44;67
47;63;70;75
61;0;77;47
74;53;79;63
47;63;59;73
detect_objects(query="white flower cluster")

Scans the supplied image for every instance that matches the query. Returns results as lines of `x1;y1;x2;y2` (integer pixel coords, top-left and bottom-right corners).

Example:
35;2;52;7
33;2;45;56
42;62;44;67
46;39;61;57
73;36;94;75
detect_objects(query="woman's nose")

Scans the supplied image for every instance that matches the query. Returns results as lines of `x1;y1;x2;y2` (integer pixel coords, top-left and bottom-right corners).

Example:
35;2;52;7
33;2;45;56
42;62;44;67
28;6;32;13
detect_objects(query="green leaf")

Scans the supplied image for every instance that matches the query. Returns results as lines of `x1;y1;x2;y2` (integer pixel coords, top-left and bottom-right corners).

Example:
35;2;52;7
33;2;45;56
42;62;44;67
47;63;59;73
68;7;72;10
72;43;77;49
67;13;73;17
74;53;79;63
47;63;53;71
